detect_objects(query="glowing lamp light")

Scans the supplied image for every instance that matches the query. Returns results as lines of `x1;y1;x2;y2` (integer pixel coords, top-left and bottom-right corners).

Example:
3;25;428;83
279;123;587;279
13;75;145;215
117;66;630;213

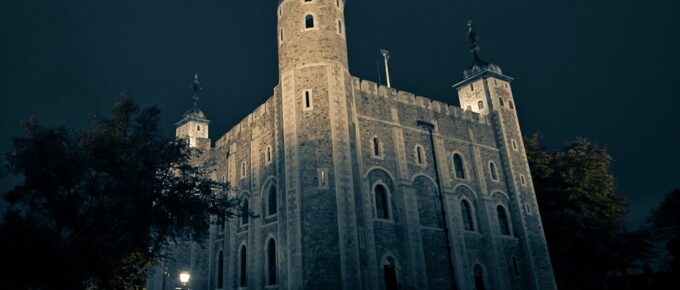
179;272;191;284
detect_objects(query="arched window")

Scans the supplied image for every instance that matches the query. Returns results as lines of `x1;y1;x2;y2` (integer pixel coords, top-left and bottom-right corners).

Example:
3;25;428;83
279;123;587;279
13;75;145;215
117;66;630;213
266;146;272;164
239;246;247;287
474;264;485;290
241;199;249;226
241;161;247;178
305;14;314;29
478;101;484;110
415;145;425;165
267;239;277;285
499;97;505;107
489;162;498;181
453;154;465;179
497;205;511;235
372;137;381;157
384;257;398;290
217;250;224;288
375;184;389;219
509;100;515;110
268;185;277;216
461;200;475;231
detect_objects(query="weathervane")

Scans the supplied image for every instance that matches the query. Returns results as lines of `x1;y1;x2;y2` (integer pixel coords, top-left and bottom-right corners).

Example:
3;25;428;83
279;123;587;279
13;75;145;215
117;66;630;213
467;20;481;60
190;73;202;107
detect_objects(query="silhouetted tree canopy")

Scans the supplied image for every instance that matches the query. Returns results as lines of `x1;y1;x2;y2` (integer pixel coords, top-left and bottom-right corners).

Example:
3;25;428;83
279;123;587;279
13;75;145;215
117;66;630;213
0;95;239;289
525;134;648;290
649;188;680;273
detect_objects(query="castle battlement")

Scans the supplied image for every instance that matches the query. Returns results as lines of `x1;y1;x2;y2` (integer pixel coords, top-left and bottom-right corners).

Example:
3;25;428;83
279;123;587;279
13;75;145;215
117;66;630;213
355;77;488;125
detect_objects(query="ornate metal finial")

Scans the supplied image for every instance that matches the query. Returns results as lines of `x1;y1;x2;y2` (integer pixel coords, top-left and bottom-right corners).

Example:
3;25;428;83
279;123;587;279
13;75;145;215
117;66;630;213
190;73;202;107
467;20;481;59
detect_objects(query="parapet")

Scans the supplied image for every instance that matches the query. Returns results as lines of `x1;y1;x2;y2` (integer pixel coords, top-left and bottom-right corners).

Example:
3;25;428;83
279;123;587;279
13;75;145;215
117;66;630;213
354;77;487;125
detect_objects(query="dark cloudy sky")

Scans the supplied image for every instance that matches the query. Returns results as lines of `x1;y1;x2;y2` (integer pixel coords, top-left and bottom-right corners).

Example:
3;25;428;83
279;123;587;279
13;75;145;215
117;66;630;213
1;0;678;227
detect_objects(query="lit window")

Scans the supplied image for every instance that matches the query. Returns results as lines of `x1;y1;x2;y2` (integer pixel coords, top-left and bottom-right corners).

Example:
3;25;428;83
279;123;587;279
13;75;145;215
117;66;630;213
375;184;390;219
453;154;465;179
497;205;511;235
461;200;475;231
305;15;314;29
318;168;329;189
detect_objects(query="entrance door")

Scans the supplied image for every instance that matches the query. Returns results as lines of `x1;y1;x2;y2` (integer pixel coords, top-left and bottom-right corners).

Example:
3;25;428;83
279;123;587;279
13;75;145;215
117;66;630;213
384;257;398;290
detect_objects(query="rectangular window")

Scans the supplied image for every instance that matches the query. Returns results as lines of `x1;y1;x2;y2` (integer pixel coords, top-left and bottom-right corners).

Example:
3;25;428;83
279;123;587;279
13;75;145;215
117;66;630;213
303;90;313;111
511;139;518;151
520;175;526;185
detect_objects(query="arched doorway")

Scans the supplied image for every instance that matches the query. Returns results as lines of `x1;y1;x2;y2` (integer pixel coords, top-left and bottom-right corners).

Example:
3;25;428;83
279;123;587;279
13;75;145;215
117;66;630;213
384;257;398;290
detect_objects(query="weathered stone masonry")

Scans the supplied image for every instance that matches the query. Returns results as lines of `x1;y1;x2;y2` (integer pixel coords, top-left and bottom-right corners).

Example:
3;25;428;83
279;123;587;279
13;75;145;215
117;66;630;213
150;1;558;290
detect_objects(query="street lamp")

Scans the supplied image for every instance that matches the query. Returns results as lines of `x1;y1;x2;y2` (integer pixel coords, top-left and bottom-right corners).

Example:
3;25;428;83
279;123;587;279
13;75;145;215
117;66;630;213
417;120;458;290
179;272;191;289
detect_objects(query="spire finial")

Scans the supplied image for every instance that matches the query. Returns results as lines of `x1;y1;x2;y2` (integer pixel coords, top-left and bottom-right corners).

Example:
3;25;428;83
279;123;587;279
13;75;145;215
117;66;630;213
467;20;481;61
190;73;202;107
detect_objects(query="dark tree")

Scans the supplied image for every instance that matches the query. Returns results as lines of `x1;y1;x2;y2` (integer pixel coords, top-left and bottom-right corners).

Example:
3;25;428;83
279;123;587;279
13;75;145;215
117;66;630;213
525;134;648;290
649;188;680;273
0;95;239;289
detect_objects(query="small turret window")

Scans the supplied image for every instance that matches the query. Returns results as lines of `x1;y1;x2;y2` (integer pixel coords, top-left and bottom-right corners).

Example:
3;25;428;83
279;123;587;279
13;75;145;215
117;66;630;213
478;101;484;110
303;90;313;110
338;20;343;34
509;100;515;110
197;125;201;131
305;15;314;29
499;97;505;107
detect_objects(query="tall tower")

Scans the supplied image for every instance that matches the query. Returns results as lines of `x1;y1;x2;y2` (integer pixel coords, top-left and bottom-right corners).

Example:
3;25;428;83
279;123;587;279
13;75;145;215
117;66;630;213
176;74;211;150
453;22;557;290
276;1;360;290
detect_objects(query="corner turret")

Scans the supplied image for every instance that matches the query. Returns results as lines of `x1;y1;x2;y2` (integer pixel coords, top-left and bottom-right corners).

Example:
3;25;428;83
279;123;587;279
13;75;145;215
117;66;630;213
176;74;211;150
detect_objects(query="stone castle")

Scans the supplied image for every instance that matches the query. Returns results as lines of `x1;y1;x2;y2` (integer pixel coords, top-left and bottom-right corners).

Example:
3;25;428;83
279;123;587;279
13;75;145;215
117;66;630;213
148;0;557;289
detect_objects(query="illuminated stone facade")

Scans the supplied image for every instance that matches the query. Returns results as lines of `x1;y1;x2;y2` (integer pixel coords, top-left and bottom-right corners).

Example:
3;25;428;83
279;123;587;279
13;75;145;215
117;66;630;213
153;1;557;290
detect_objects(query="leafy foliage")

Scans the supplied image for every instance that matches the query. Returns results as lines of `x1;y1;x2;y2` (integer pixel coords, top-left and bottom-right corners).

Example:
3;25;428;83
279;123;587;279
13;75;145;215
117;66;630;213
525;134;648;290
649;188;680;272
0;95;239;289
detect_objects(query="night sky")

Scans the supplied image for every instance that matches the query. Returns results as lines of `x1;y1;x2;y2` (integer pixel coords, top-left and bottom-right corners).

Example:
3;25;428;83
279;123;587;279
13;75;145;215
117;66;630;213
1;0;678;228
